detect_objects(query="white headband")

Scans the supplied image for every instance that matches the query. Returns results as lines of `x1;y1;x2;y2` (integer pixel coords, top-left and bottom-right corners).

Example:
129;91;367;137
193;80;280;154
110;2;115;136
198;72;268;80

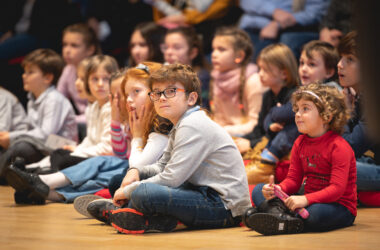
300;90;322;102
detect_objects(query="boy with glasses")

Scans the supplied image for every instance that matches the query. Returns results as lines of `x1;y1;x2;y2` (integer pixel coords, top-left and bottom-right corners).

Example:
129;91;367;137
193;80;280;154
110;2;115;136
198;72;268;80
108;63;251;234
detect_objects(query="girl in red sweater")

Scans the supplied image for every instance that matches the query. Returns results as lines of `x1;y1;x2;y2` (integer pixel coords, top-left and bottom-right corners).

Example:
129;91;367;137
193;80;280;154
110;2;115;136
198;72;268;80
245;83;357;235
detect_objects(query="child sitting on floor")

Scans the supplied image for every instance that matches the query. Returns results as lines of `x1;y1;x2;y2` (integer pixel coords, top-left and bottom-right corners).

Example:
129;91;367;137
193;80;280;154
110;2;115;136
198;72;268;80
245;83;356;235
109;64;251;234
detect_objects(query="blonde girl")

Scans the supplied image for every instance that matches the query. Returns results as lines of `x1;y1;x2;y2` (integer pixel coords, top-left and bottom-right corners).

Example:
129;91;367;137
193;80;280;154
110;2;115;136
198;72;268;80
246;83;356;235
210;26;266;136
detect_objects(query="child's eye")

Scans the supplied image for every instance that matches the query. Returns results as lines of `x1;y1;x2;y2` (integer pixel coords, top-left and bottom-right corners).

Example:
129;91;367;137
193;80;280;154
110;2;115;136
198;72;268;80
134;89;140;94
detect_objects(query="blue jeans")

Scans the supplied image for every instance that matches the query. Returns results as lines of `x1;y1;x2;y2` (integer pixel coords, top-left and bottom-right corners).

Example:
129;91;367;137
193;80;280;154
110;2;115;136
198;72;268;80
128;182;240;229
56;156;129;202
244;29;319;62
356;156;380;191
252;184;355;232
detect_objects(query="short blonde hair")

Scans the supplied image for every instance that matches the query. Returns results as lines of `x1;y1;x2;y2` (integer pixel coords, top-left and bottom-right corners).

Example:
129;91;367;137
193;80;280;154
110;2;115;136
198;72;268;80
258;43;300;87
292;83;350;134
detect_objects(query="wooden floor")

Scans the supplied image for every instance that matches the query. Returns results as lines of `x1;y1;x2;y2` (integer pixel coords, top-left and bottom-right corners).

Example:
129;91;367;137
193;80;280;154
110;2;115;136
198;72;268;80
0;186;379;250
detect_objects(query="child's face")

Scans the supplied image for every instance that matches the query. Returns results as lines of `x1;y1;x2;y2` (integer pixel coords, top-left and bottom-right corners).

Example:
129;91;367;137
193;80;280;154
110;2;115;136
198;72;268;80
299;51;333;85
62;32;93;66
163;33;194;65
75;66;90;100
88;66;111;105
258;61;286;88
22;64;51;98
130;30;150;65
337;53;360;90
211;36;240;73
124;78;150;115
295;98;327;137
151;81;192;125
111;76;126;113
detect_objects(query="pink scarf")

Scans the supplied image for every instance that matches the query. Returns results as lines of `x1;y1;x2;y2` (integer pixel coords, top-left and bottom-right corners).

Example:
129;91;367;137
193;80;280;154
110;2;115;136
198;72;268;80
211;63;257;105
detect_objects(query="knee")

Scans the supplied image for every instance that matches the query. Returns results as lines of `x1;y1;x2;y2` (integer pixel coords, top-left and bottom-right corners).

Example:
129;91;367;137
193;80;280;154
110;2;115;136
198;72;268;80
130;183;170;212
251;183;265;205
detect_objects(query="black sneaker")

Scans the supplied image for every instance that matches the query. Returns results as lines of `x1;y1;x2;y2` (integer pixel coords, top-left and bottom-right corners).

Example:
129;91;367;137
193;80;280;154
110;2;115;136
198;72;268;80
243;207;258;228
110;208;178;234
5;164;49;204
247;213;304;235
87;199;118;224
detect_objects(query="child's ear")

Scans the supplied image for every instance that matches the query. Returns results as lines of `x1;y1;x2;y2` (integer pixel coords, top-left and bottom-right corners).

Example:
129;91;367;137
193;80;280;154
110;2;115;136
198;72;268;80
187;92;198;106
43;73;54;85
234;50;246;64
280;69;288;81
86;45;96;57
189;47;198;61
325;68;335;79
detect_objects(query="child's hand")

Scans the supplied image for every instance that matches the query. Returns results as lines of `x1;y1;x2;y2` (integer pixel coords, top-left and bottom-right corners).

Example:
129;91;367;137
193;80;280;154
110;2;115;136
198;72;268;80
121;169;140;188
233;137;251;154
110;93;121;122
260;21;279;39
129;105;147;138
262;175;276;200
63;145;76;152
285;195;309;211
0;131;10;149
113;187;128;207
269;122;284;132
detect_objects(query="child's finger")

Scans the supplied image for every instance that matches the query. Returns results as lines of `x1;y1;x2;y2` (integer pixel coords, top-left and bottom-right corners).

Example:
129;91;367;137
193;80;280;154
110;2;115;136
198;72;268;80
268;175;275;185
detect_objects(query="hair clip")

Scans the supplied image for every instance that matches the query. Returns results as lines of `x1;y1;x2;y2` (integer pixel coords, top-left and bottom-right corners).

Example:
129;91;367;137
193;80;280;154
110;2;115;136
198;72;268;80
136;63;150;74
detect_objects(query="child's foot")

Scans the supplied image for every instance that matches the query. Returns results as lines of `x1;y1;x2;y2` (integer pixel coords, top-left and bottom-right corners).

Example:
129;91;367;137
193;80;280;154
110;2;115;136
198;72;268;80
5;164;49;204
73;194;104;218
110;208;177;234
14;191;45;205
247;213;303;235
86;199;118;224
243;207;258;228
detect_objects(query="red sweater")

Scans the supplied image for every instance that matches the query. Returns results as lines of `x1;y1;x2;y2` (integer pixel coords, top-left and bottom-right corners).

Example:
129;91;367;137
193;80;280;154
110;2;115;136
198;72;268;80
279;131;357;216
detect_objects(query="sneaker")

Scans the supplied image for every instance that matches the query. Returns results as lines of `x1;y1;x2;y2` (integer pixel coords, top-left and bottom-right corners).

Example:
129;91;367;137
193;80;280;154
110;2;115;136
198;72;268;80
5;164;49;204
110;208;177;234
86;199;118;224
73;194;104;218
247;213;304;235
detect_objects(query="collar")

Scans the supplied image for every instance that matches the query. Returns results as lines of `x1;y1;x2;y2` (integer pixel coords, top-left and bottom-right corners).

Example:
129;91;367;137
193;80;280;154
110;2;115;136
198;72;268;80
28;86;55;105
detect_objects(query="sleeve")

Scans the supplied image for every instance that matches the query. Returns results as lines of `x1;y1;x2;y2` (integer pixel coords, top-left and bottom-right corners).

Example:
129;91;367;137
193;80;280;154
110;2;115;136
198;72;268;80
342;120;373;158
263;102;294;133
71;107;112;157
110;120;131;159
279;138;304;194
0;96;12;131
224;74;264;136
305;142;353;204
137;125;211;188
293;0;330;26
240;0;276;17
23;97;71;141
129;132;168;168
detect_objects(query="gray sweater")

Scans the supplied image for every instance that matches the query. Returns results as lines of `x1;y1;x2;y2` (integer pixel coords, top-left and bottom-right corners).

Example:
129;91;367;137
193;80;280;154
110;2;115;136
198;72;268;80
124;106;251;217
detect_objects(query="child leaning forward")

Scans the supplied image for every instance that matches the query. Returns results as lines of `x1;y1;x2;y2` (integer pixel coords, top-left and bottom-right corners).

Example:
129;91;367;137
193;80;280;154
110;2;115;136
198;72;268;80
109;64;252;234
245;83;357;235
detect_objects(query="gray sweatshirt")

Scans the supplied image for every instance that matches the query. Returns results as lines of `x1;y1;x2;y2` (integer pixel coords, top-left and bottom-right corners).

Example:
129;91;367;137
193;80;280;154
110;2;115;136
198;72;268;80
125;106;251;217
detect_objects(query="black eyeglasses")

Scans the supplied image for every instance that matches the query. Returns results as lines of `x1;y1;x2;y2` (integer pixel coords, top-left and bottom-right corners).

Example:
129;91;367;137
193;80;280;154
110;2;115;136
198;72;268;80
148;87;185;102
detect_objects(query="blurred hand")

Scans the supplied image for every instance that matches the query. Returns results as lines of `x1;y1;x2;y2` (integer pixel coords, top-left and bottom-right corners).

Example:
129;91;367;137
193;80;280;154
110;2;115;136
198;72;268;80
121;169;140;188
273;9;296;28
113;187;128;207
234;137;251;154
158;14;187;27
110;93;121;122
260;21;280;40
62;145;76;152
262;175;276;200
319;27;343;47
285;195;309;211
0;31;13;43
0;131;10;149
129;105;148;138
269;122;284;132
